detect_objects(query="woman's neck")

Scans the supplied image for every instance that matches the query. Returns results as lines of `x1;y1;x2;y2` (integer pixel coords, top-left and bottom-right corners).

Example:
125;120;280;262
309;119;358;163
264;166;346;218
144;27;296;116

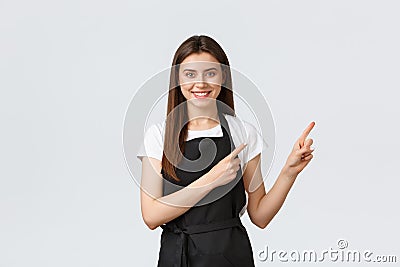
186;102;220;130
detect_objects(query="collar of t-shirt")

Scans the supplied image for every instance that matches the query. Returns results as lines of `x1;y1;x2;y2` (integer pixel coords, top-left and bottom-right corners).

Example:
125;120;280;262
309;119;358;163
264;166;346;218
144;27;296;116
186;123;223;141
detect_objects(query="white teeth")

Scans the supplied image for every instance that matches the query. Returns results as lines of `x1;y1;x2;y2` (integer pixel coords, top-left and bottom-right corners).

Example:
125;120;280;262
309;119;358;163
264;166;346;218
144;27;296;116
193;91;210;96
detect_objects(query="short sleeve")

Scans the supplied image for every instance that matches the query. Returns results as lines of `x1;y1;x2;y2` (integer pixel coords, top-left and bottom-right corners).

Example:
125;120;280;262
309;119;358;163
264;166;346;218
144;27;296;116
242;121;266;164
136;124;164;161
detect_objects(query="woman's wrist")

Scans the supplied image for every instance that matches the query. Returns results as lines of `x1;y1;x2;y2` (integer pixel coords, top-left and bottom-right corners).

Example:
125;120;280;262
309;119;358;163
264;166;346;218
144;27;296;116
200;171;217;189
281;164;299;180
185;171;217;192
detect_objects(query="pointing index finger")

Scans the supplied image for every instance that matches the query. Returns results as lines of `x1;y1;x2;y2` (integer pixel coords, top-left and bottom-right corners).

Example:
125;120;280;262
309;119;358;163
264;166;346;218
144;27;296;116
230;143;247;159
299;121;315;147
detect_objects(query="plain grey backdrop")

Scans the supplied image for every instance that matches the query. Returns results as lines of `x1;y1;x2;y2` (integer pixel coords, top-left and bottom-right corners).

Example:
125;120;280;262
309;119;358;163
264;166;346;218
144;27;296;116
1;0;399;266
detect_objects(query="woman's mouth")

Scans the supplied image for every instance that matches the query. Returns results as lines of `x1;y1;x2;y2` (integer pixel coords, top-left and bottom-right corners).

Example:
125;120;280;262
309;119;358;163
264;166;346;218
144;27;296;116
192;91;212;99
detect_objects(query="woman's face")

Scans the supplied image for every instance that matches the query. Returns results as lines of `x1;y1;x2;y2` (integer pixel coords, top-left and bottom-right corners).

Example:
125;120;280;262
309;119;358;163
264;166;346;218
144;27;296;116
178;52;225;105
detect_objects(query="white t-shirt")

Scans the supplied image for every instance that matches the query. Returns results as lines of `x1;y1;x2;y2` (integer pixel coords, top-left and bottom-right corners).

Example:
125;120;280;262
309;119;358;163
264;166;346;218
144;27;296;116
136;113;267;173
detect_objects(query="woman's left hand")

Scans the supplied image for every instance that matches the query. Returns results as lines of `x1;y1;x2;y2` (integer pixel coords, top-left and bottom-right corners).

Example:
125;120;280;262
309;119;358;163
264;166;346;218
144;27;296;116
284;121;316;177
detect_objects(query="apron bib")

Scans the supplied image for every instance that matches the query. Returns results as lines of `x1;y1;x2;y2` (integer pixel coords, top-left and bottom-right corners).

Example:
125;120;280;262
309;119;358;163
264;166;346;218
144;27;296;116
158;108;255;267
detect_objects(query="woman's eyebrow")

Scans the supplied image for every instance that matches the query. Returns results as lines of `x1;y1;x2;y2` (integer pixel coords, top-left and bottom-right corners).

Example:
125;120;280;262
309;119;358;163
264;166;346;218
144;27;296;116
182;67;218;72
204;67;218;72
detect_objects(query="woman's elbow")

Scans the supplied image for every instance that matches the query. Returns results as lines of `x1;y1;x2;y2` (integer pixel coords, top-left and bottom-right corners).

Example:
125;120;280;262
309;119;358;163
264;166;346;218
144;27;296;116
143;218;159;230
145;222;158;230
253;220;267;229
255;222;268;229
142;212;160;230
250;216;270;229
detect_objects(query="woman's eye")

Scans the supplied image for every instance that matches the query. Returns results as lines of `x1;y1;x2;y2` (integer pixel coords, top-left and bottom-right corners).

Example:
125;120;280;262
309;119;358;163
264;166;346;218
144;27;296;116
206;71;216;77
185;72;195;78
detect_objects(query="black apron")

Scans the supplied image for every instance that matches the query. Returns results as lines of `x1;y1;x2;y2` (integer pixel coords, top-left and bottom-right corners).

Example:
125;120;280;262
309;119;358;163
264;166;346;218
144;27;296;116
158;110;255;267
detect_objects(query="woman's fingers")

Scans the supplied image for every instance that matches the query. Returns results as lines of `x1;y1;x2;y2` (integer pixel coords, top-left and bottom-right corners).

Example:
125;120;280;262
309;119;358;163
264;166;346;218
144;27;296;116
298;122;315;148
296;145;314;157
301;143;315;158
302;154;313;161
302;150;314;157
228;158;240;168
229;143;247;159
304;138;313;147
222;157;241;174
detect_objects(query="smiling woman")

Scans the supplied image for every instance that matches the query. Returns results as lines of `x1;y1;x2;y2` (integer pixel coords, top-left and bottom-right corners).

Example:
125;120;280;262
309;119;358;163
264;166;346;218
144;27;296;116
136;34;316;267
180;60;223;100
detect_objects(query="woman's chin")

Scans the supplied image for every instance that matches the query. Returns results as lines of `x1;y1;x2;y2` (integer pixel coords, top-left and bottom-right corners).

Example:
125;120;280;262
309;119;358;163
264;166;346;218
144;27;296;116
186;98;217;109
188;97;215;104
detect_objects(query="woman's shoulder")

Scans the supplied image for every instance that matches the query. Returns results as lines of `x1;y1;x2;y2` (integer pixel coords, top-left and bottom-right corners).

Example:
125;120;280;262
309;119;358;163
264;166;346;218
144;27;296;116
223;113;266;147
223;113;257;132
137;121;165;161
223;113;267;163
144;121;165;141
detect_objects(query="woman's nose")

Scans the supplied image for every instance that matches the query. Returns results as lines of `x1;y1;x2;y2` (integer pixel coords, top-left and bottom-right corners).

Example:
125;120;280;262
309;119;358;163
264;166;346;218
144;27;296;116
194;80;207;89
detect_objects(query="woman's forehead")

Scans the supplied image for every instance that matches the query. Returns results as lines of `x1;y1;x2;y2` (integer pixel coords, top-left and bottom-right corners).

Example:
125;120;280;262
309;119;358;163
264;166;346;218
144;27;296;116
179;61;221;72
182;51;219;63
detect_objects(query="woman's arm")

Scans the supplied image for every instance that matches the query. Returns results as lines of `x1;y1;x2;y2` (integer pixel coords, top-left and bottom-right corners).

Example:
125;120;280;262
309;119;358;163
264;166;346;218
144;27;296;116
243;122;315;229
140;143;247;230
140;157;215;230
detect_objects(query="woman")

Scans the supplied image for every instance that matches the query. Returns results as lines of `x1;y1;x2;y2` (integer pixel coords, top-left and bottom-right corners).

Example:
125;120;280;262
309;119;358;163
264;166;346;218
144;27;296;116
137;35;315;266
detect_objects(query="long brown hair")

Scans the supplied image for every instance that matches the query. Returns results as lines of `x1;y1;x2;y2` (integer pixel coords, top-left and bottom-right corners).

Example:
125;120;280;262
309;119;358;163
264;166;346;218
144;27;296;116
162;35;235;181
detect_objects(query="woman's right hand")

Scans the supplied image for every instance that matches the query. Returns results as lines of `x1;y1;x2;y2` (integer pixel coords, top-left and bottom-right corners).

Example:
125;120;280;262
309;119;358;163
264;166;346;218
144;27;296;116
206;143;247;188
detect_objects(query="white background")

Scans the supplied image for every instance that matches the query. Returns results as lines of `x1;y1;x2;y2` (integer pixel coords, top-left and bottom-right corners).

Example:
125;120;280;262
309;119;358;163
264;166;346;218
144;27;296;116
1;0;399;266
